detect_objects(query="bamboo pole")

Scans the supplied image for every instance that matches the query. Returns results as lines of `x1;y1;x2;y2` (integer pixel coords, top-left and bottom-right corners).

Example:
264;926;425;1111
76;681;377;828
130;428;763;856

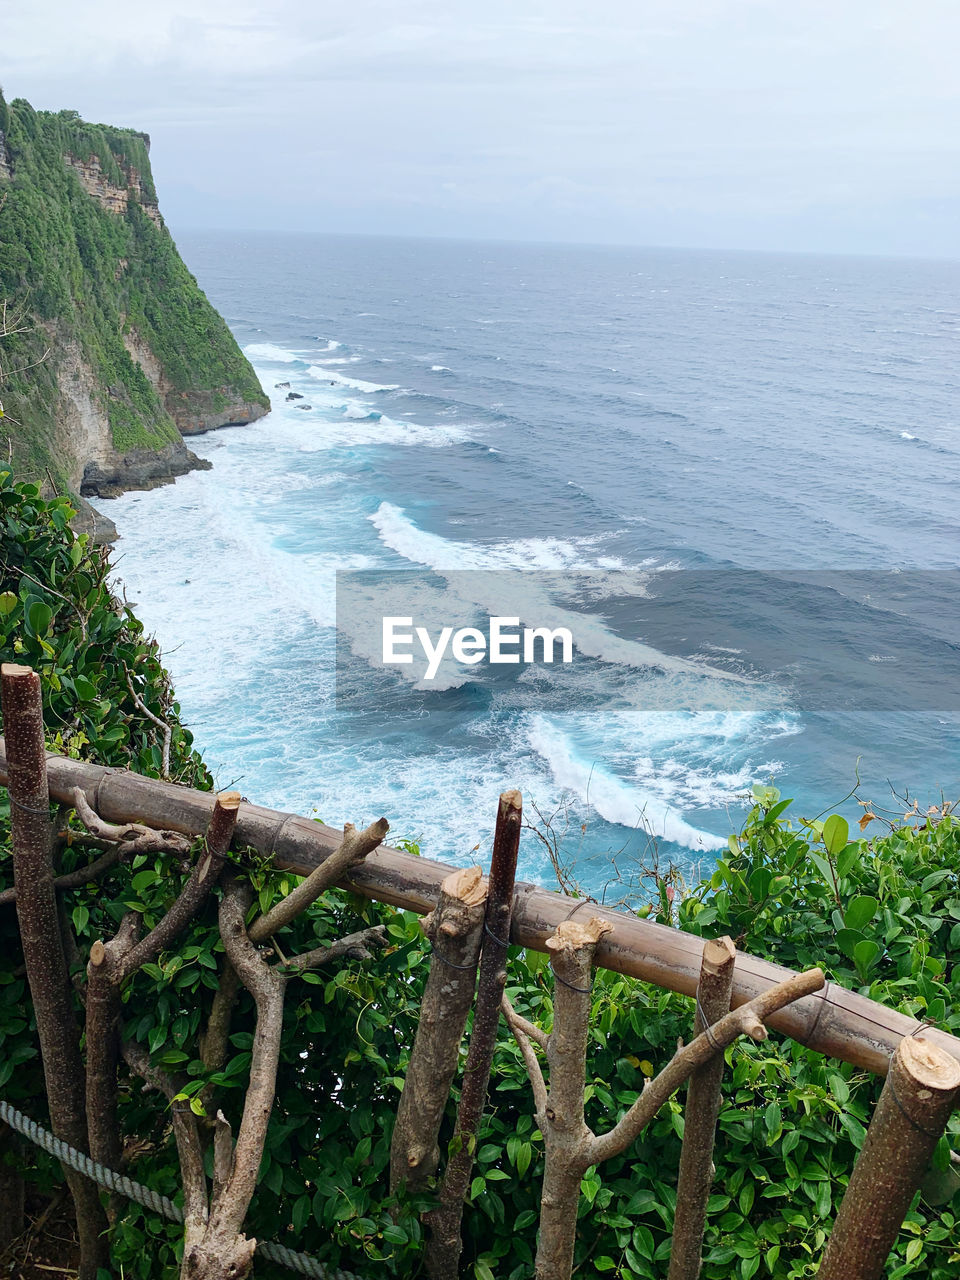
817;1037;960;1280
668;936;737;1280
3;742;960;1076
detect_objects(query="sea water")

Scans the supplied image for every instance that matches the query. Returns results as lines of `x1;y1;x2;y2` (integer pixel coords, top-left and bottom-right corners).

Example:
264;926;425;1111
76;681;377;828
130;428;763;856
106;233;960;896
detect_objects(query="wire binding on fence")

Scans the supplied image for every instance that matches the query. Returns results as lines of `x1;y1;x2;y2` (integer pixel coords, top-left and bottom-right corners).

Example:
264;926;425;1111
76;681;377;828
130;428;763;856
0;1099;364;1280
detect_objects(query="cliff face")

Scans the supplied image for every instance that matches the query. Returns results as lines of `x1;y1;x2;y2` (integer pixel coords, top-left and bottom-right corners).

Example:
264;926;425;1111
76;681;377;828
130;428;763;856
0;94;269;518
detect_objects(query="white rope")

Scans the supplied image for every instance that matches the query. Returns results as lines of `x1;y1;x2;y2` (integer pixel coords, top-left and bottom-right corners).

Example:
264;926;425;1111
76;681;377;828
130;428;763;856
0;1100;364;1280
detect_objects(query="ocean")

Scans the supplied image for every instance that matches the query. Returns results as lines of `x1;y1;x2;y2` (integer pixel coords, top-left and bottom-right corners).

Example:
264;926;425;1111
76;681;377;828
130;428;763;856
106;232;960;899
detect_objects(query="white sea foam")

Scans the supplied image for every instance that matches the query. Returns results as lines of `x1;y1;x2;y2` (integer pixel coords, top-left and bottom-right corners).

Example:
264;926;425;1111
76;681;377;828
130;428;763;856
368;503;746;682
431;364;452;372
298;415;467;451
307;366;400;393
370;501;624;573
317;339;342;350
900;431;918;440
244;342;301;363
527;717;726;851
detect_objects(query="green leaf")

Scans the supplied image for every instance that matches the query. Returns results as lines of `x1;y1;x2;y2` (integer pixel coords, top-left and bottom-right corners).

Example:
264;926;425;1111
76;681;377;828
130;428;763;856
844;895;878;931
27;599;53;636
0;591;16;617
835;928;864;961
853;938;881;981
74;674;97;701
763;1103;782;1142
822;814;849;856
837;843;860;878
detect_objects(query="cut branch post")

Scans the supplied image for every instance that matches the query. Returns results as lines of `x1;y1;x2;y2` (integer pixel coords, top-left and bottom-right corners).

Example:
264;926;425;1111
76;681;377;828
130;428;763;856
85;792;241;1173
0;663;108;1279
179;876;286;1280
817;1036;960;1280
504;916;824;1280
390;865;488;1196
534;917;612;1280
161;818;388;1279
668;935;737;1280
425;789;522;1280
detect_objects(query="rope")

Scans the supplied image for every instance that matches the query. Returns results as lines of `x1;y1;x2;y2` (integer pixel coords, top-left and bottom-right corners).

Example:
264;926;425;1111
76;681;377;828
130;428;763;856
8;794;54;817
553;968;593;995
0;1100;365;1280
483;921;510;948
428;944;477;972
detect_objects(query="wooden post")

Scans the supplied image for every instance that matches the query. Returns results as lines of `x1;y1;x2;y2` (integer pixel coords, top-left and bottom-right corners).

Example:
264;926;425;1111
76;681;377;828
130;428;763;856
818;1036;960;1280
425;790;522;1279
390;866;487;1196
1;664;108;1278
85;791;241;1173
668;936;737;1280
534;917;612;1280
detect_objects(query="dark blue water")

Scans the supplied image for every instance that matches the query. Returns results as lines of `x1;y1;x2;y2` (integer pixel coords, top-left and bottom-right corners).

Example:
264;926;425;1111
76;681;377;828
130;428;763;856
107;233;960;895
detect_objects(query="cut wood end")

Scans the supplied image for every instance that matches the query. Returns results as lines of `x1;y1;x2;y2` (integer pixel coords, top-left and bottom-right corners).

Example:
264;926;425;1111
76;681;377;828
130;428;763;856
215;791;243;811
741;1011;767;1041
898;1036;960;1093
702;936;736;972
546;916;613;950
89;939;106;966
0;663;35;679
441;865;487;905
499;789;522;813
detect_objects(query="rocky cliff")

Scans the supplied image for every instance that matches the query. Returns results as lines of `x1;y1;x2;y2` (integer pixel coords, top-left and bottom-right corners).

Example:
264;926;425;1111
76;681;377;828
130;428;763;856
0;94;269;530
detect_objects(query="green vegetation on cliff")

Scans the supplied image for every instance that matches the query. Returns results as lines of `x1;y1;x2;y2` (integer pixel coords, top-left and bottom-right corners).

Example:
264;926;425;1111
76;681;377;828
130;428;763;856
0;91;267;489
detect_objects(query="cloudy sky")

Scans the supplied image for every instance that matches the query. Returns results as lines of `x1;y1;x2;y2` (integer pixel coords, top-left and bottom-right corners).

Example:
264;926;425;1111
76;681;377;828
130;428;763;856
4;0;960;256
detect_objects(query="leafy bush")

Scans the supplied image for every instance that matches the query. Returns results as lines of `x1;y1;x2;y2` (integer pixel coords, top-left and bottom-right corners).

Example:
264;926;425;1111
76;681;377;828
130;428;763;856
1;478;958;1279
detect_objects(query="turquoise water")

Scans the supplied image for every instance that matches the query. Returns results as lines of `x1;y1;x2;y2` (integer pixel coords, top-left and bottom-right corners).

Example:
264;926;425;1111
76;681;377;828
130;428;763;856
106;233;960;895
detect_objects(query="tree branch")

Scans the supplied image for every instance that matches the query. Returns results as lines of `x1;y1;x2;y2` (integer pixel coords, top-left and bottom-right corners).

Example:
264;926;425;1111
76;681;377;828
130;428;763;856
390;866;487;1196
285;924;387;972
72;785;191;858
248;816;389;944
1;663;108;1279
122;1039;208;1242
85;794;239;1174
587;966;825;1165
503;994;548;1113
0;844;121;906
426;790;522;1279
668;935;737;1280
124;668;172;779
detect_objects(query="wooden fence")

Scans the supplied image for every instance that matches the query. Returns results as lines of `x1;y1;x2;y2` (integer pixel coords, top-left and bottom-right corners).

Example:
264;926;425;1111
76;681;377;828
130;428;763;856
2;701;959;1280
3;740;958;1078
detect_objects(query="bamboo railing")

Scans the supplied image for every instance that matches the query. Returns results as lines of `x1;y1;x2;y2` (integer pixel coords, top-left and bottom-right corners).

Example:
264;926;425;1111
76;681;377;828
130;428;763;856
2;739;959;1078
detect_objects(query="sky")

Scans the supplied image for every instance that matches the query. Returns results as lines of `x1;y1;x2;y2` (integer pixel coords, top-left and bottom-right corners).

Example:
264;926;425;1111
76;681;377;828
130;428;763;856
3;0;960;257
